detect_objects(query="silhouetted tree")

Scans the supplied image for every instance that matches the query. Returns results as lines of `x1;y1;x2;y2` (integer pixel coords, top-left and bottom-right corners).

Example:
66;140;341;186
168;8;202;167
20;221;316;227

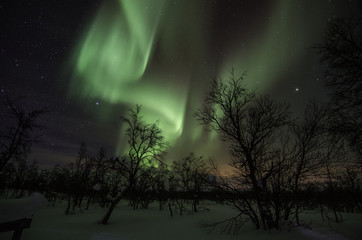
41;167;62;205
64;142;89;215
85;147;109;209
130;165;167;209
172;153;210;212
0;95;47;173
153;164;169;210
315;17;362;157
101;105;168;224
0;96;47;194
284;100;331;224
195;70;290;230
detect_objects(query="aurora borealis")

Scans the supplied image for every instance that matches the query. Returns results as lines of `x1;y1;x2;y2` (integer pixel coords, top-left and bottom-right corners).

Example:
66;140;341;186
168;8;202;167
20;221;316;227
69;0;187;152
1;0;359;167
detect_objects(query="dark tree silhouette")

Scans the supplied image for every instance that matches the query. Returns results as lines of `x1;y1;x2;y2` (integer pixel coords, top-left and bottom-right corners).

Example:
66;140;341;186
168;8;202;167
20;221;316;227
101;105;168;224
86;147;109;209
172;153;210;212
284;100;332;224
195;70;290;230
0;95;47;194
0;95;47;192
315;17;362;156
64;142;89;215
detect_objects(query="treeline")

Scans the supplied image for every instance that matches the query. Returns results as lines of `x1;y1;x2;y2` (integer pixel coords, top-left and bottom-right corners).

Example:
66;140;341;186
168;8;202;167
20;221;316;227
1;16;361;233
0;147;361;219
0;141;216;215
0;144;361;208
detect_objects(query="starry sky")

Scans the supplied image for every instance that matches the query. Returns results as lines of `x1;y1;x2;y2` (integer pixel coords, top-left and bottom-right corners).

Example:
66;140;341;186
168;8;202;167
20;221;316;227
1;0;360;168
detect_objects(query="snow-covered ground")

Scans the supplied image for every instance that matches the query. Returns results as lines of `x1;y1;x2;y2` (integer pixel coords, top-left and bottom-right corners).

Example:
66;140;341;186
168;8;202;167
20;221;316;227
0;192;46;222
1;200;361;240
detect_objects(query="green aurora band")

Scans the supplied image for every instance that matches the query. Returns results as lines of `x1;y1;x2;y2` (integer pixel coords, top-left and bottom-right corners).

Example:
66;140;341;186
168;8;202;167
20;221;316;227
220;0;331;90
68;0;340;158
69;0;188;153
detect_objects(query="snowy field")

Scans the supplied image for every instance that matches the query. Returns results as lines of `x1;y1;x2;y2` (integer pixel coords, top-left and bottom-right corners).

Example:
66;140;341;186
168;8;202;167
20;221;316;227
1;201;362;240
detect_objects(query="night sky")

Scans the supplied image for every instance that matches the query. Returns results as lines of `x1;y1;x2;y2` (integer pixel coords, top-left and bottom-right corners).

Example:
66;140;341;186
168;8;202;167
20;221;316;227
1;0;360;169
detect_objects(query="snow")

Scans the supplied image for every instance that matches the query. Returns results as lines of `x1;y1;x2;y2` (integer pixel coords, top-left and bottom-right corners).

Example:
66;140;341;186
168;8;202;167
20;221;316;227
0;192;46;223
299;228;349;240
92;233;127;240
0;200;361;240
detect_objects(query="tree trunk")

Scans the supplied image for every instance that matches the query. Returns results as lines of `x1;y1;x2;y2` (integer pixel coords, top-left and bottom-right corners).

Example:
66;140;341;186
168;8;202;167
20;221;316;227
168;201;173;217
193;199;198;212
101;194;123;224
65;195;72;215
295;205;300;225
86;195;92;210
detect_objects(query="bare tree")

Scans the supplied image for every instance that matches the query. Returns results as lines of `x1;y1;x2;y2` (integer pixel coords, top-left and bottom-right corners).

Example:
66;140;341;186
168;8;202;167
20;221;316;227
130;165;167;209
314;17;362;156
0;96;47;172
85;147;109;209
284;100;331;224
195;70;290;230
6;158;39;198
172;153;210;212
64;142;89;215
101;105;168;224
